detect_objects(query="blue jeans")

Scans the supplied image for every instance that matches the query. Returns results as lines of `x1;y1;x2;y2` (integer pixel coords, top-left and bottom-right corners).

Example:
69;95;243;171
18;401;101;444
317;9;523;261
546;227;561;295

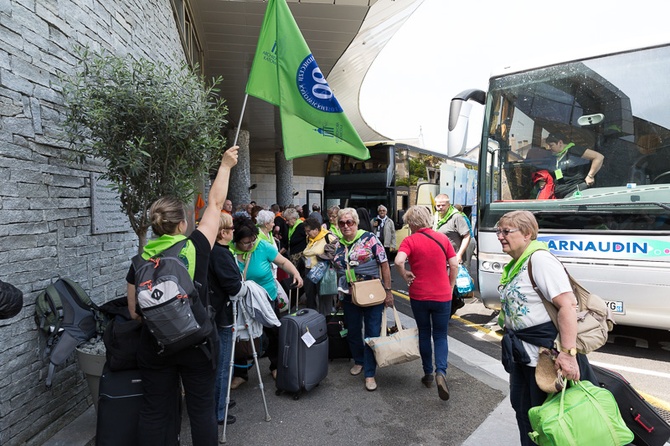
410;299;451;376
342;296;384;378
215;325;234;422
509;361;547;446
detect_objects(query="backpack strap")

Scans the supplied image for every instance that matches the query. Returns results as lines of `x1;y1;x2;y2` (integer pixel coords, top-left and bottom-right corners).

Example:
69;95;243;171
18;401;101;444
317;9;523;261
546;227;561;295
528;253;560;329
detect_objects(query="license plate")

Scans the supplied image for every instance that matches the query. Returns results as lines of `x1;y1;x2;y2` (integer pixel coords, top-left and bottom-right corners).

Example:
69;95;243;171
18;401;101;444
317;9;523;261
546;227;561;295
605;300;624;314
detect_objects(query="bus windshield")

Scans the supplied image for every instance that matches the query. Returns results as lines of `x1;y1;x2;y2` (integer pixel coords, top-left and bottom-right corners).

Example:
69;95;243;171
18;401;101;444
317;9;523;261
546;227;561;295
480;44;670;232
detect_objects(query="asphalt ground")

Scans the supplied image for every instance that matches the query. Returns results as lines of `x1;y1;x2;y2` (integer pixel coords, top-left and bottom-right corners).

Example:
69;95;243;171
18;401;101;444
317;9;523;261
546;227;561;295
179;308;508;446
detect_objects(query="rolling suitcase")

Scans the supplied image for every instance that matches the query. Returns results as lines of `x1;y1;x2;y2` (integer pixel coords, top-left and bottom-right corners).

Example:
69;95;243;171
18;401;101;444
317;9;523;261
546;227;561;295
96;364;181;446
326;311;352;360
592;364;670;446
276;309;328;399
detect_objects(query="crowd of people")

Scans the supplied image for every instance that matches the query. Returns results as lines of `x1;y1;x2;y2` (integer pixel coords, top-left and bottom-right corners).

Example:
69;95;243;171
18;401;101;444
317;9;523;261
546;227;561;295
128;150;584;445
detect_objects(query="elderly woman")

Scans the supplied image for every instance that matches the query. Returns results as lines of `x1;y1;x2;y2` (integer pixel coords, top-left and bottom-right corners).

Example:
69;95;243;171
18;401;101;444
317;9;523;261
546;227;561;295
394;205;458;400
256;209;280;252
497;210;596;445
331;207;393;391
229;218;303;387
325;205;342;239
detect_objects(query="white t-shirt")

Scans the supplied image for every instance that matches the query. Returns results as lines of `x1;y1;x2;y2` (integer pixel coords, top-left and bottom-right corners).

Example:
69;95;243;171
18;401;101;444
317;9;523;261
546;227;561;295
500;250;573;366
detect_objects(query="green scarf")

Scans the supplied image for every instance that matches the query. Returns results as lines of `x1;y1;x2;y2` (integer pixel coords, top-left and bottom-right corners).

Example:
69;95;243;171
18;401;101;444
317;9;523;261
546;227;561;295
142;234;196;279
257;228;273;245
554;142;574;165
499;240;548;286
330;224;343;239
339;229;365;246
436;206;458;229
288;219;303;240
230;237;262;261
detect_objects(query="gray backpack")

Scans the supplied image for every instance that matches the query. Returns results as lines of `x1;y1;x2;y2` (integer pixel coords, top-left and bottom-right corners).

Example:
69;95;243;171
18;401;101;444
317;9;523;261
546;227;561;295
131;240;213;355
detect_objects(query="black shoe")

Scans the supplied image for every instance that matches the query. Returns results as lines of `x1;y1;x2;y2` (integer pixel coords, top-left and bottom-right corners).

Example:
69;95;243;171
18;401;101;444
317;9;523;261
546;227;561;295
228;399;236;410
218;414;236;425
421;374;434;388
436;373;450;401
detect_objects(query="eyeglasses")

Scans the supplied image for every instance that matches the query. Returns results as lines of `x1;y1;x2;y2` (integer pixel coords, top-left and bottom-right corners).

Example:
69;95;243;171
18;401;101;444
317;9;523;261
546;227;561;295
222;227;234;231
495;228;521;236
238;236;257;246
338;219;356;228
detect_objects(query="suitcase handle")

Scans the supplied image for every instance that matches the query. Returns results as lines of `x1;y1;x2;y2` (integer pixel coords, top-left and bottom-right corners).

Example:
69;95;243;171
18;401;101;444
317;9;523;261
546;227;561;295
633;411;655;433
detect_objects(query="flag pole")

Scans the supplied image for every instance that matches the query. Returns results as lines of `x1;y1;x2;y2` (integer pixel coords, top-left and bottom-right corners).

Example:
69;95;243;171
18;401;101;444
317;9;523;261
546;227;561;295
233;93;249;147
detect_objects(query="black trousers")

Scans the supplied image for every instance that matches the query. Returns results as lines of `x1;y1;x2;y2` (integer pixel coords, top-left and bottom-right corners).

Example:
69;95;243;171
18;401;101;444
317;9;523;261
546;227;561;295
138;333;217;446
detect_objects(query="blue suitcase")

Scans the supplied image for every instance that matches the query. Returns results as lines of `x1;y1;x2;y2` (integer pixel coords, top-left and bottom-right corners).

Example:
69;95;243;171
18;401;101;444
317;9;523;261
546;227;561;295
275;309;328;399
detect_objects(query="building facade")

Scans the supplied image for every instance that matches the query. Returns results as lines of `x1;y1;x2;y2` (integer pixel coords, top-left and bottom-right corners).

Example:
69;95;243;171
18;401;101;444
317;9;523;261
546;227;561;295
0;1;189;444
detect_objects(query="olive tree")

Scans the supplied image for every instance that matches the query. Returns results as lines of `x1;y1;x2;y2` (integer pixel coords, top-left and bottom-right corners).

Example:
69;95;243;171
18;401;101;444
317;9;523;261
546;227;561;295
61;48;228;251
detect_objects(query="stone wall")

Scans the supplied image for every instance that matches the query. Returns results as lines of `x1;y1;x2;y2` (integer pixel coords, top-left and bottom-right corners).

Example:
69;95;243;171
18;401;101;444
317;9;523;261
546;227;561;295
0;1;187;444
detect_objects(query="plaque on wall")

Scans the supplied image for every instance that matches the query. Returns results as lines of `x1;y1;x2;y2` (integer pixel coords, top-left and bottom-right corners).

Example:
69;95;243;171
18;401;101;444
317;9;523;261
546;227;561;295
91;173;129;234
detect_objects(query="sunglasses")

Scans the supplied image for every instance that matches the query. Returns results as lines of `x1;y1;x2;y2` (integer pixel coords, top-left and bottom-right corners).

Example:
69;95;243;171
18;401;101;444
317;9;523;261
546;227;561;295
338;219;356;228
495;228;520;236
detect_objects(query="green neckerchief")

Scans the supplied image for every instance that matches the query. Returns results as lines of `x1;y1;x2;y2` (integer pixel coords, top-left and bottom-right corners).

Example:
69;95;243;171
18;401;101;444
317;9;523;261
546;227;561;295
499;240;548;286
339;229;365;246
342;231;364;282
288;219;303;240
436;206;458;229
257;228;273;245
142;234;196;279
229;237;262;261
330;224;343;239
554;142;574;166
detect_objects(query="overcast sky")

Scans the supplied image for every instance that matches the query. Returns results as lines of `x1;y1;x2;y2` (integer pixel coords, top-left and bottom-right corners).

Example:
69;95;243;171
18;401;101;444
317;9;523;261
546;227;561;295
359;0;669;154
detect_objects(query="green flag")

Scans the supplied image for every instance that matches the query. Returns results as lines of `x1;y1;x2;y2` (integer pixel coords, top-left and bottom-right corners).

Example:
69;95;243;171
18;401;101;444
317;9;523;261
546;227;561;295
246;0;370;161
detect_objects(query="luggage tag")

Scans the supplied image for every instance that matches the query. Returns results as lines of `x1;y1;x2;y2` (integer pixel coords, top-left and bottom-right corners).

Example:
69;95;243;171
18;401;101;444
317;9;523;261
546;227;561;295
301;327;316;348
339;328;348;338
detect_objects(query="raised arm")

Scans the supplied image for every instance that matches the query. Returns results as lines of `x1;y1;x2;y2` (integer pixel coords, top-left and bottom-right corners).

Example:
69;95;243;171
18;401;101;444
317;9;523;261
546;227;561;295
197;146;239;247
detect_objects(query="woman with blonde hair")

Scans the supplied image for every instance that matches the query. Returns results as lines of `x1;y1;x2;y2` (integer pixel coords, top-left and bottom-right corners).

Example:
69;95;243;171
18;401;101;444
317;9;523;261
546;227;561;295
331;207;393;392
126;146;239;446
395;205;458;400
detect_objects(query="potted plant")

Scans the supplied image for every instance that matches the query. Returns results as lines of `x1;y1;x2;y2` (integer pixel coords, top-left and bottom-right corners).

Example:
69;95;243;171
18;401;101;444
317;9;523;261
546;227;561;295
61;47;229;251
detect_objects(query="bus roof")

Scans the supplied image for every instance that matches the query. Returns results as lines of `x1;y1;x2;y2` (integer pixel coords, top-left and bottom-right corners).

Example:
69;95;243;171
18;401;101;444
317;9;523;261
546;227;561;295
489;35;670;79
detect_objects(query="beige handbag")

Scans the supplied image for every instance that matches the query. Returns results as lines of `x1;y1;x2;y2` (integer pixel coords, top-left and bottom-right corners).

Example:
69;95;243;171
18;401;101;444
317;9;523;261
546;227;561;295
365;306;420;367
351;278;386;307
345;249;386;307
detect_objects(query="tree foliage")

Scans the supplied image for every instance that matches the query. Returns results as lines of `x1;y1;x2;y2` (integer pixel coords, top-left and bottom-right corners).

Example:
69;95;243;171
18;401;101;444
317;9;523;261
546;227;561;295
61;48;228;250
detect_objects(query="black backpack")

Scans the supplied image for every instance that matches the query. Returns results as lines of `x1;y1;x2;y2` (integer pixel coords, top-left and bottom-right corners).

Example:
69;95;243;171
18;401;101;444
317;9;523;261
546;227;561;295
131;240;213;356
35;278;103;388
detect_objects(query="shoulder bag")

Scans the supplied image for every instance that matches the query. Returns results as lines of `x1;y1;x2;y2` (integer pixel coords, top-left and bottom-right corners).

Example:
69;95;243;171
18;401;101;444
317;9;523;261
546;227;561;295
346;246;386;307
364;305;420;367
528;254;614;354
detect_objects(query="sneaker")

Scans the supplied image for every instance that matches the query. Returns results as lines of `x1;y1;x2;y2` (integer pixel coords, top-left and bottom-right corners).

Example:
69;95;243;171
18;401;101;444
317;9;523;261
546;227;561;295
436;373;449;401
230;377;247;390
218;414;236;425
421;374;434;388
365;377;377;391
350;364;363;376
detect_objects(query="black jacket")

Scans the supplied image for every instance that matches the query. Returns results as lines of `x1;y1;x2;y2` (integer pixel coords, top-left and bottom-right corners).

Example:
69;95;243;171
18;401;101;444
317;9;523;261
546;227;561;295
208;242;242;328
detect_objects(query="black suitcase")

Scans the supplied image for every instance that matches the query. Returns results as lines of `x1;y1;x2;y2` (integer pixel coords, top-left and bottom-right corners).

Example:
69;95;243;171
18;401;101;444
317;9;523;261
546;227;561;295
276;309;328;399
96;364;181;446
326;311;351;360
592;365;670;446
